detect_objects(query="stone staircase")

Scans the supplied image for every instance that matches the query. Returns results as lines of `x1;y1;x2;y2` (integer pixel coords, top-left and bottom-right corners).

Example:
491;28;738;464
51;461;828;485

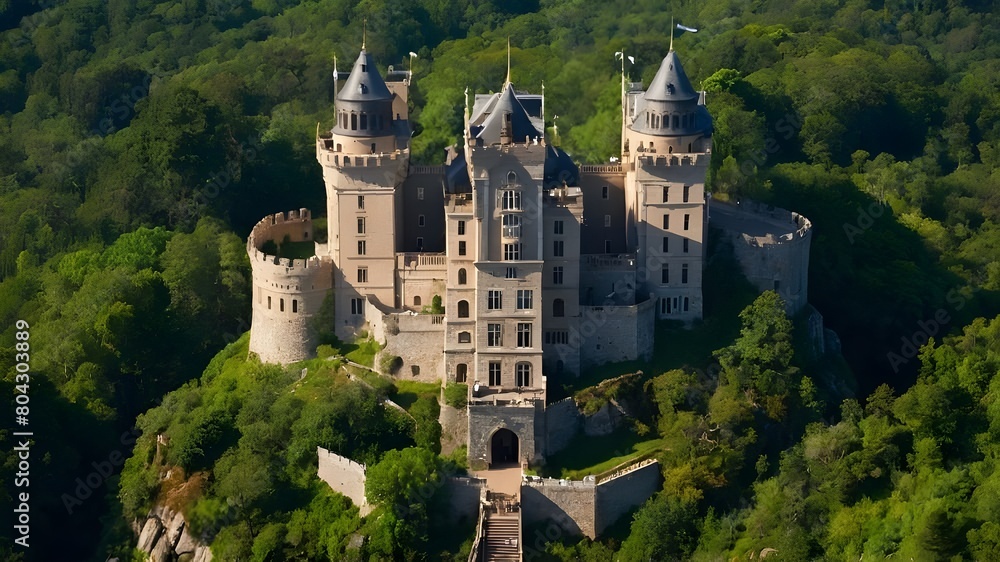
483;511;520;562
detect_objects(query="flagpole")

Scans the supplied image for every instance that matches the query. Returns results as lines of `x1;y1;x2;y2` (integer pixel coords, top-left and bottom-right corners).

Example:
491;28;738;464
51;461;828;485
670;16;675;52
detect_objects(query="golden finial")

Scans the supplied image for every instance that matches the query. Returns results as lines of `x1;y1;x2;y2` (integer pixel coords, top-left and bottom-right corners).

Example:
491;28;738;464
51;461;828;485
505;37;511;86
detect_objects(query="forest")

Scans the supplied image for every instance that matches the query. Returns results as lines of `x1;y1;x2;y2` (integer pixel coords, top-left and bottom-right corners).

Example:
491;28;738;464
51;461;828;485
2;0;1000;560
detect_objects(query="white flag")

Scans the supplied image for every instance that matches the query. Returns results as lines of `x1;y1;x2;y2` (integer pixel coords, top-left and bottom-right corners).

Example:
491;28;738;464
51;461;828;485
333;55;338;81
409;51;418;58
628;56;635;64
676;23;699;33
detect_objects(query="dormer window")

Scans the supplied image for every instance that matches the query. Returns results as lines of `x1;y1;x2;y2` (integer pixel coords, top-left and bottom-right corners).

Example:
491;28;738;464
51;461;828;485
359;83;368;95
667;84;675;95
507;171;517;185
361;63;367;71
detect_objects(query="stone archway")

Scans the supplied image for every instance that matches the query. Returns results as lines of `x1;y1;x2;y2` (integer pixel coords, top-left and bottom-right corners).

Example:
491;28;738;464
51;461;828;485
489;428;519;467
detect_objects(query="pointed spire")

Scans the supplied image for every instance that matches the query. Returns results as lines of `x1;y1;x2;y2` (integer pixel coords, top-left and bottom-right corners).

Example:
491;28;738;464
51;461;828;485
362;18;367;50
505;37;511;87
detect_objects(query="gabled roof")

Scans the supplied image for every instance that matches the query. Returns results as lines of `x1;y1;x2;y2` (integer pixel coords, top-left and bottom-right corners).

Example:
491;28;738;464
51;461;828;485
471;83;542;144
338;50;392;102
645;50;698;102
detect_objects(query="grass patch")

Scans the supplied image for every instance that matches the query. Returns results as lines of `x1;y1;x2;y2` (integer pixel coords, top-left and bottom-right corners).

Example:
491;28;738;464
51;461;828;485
537;427;666;480
344;337;380;367
391;380;441;411
444;383;468;409
291;359;348;401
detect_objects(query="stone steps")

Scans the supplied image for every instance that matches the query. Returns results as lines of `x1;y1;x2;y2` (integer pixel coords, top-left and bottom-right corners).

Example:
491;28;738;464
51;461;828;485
483;514;520;562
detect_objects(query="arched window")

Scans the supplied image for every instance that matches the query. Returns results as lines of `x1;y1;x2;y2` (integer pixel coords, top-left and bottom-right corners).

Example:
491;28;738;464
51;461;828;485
507;170;517;184
360;113;368;129
351;113;357;130
553;298;564;317
672;115;679;129
456;363;468;383
516;363;531;387
458;300;469;318
458;268;467;285
458;331;471;343
414;296;421;307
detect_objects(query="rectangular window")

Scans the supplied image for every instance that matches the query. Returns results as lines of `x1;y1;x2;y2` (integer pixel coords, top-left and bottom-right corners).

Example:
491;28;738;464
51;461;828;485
416;236;424;249
661;265;669;284
504;243;521;261
663;214;669;229
506;267;517;279
516;289;533;310
683;185;690;202
604;215;612;227
683;238;689;253
501;190;522;210
516;323;532;348
357;267;368;283
553;266;564;285
267;295;271;309
458;241;466;256
553;240;564;257
418;214;425;227
602;185;609;199
662;186;669;203
358;195;365;209
488;290;502;310
357;217;366;234
684;297;690;312
604;240;612;253
358;240;366;255
682;264;689;284
417;187;425;200
554;220;564;235
458;220;466;235
487;324;502;347
292;299;298;313
684;213;690;230
351;298;364;315
662;236;669;253
489;361;502;386
545;331;569;345
458;331;472;343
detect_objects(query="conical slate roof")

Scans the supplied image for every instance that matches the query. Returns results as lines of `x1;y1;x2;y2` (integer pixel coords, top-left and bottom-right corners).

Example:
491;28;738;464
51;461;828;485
474;82;542;143
338;50;392;102
645;50;698;102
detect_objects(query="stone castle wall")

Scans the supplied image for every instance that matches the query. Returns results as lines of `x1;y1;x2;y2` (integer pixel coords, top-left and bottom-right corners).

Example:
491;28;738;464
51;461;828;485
376;312;446;381
544;397;583;456
715;201;812;315
594;459;661;535
248;209;334;364
521;477;597;538
316;446;370;516
521;459;660;539
579;299;655;368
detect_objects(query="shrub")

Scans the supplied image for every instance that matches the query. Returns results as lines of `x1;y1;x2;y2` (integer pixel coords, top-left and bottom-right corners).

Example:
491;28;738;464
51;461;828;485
444;383;468;409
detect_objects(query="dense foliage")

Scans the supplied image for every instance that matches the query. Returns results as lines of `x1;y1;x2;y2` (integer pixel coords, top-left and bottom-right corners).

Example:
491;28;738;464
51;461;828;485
2;0;1000;560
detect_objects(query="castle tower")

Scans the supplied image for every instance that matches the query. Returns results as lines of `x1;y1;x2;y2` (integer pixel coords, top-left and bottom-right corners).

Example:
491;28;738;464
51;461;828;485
462;77;554;467
622;48;712;321
316;48;411;339
247;209;334;363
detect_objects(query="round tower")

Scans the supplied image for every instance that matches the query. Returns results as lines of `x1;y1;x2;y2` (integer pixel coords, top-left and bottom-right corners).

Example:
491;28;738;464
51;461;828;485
247;208;334;364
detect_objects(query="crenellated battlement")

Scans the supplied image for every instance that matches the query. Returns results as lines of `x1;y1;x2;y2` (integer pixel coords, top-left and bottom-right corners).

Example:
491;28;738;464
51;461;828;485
247;208;334;365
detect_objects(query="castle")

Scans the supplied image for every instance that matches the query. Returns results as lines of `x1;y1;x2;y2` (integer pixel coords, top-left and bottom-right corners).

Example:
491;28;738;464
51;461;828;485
246;42;811;469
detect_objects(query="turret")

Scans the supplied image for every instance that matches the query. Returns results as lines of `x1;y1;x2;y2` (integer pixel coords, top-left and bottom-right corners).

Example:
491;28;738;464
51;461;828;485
331;50;399;155
624;49;712;156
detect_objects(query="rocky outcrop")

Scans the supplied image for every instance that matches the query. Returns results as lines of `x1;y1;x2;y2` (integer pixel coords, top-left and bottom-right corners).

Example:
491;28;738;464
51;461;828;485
134;503;212;562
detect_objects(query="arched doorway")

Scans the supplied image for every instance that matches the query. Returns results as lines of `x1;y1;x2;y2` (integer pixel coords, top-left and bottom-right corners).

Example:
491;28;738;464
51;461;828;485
490;428;519;467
